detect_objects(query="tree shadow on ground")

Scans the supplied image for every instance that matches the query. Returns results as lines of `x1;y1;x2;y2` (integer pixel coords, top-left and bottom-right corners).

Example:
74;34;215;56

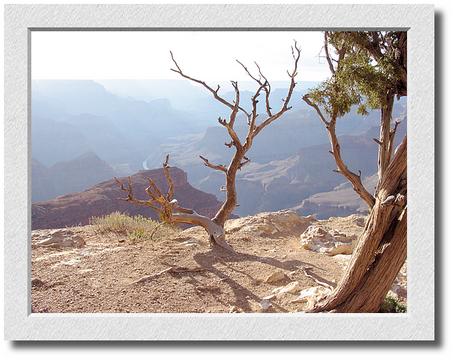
192;246;331;312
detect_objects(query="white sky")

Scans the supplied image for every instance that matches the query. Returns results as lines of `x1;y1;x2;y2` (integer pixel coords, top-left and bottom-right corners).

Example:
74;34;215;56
31;31;331;81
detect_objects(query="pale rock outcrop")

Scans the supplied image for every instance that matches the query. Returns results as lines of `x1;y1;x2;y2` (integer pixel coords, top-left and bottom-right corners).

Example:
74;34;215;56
226;210;315;238
300;224;356;255
290;286;332;310
177;210;316;243
271;281;303;296
32;229;85;249
388;262;407;300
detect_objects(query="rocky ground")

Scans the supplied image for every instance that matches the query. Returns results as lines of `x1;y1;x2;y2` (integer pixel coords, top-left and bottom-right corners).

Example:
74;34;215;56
31;211;406;313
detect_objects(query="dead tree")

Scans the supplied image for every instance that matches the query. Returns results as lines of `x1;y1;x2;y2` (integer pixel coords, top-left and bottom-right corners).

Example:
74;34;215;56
303;31;407;312
117;43;301;251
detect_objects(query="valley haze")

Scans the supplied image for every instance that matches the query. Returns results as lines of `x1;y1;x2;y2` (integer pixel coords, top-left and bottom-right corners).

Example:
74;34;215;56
32;79;406;223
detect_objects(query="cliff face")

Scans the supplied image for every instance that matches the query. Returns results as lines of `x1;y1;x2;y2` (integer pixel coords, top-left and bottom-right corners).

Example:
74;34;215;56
32;167;222;230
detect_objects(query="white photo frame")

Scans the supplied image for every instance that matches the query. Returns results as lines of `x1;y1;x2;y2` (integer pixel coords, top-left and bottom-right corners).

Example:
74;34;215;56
4;4;434;341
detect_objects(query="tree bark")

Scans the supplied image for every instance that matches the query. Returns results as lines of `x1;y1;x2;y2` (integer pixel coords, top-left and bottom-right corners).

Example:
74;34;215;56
171;208;233;252
212;148;245;227
377;91;395;187
311;137;407;313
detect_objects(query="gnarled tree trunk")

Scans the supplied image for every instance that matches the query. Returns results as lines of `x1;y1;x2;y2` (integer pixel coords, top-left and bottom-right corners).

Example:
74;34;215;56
117;44;301;252
311;137;407;312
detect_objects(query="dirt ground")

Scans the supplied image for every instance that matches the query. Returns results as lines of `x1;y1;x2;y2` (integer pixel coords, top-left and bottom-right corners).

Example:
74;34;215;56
31;214;353;313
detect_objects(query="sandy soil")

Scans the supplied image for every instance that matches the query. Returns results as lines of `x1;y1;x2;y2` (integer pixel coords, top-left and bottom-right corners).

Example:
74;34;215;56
31;216;351;313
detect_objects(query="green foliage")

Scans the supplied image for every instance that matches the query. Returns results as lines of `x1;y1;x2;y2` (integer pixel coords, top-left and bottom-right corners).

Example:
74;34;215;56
305;31;405;119
89;212;178;243
380;295;407;313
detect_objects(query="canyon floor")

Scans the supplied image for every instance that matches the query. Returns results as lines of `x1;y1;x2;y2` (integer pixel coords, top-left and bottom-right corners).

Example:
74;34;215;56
31;211;406;313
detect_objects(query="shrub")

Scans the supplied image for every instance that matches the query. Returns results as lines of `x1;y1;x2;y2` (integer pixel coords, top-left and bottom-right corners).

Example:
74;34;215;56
89;212;178;243
380;295;407;313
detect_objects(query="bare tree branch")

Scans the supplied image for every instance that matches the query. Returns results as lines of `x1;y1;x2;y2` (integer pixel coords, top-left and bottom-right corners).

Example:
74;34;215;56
324;32;336;74
170;51;250;119
302;94;329;126
162;154;174;201
218;117;242;149
116;156;233;251
255;62;272;117
302;97;375;209
251;41;301;138
199;155;228;173
235;59;268;122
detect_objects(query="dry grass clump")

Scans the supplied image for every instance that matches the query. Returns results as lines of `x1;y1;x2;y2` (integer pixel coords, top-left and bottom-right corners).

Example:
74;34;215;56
89;212;179;243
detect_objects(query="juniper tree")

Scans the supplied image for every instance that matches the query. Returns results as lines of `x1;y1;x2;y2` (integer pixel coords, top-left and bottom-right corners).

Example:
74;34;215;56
303;31;407;312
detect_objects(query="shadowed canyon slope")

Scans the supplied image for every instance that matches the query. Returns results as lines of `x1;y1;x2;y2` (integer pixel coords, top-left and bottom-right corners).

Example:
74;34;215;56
32;167;222;230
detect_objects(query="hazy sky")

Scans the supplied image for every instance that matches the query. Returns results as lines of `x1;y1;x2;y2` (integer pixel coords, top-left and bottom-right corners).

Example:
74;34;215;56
31;31;331;82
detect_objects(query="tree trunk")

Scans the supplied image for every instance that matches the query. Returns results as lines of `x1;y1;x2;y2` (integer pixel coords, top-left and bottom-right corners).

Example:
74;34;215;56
212;149;245;226
311;137;407;313
172;210;234;252
377;92;395;187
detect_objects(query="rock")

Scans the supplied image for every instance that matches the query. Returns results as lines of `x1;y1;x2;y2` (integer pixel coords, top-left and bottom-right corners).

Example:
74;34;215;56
32;229;85;249
353;216;366;227
260;298;273;311
225;210;316;237
291;286;331;310
31;278;45;288
263;294;276;300
300;224;356;254
264;270;289;284
271;281;302;295
229;306;243;313
78;269;94;274
63;258;81;265
389;262;407;301
326;244;353;256
180;239;199;247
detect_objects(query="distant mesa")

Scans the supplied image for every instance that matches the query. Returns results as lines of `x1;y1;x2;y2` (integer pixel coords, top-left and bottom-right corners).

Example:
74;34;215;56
294;174;378;220
32;167;223;230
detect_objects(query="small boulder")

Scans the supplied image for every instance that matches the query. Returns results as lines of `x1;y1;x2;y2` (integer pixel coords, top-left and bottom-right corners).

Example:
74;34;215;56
326;244;353;256
353;217;366;227
291;286;332;310
31;278;45;288
33;229;85;249
259;298;273;311
300;225;356;254
264;270;289;284
272;281;303;295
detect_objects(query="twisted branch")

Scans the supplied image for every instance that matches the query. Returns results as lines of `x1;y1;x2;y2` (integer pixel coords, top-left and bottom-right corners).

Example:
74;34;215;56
170;42;302;226
302;95;375;209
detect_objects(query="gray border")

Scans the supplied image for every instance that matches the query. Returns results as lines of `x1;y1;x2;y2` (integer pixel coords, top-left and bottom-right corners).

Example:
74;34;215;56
4;4;434;341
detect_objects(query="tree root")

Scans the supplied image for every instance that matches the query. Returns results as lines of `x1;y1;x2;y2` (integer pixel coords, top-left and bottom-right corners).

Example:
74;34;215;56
302;267;336;291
